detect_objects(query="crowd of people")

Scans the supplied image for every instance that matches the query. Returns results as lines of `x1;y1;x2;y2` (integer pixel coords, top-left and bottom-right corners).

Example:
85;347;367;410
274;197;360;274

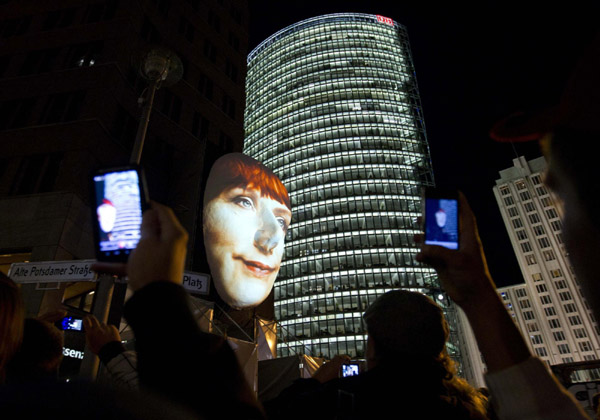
1;31;600;420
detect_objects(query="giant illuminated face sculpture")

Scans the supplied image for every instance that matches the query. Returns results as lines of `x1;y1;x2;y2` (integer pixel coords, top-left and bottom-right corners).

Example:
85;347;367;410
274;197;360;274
203;153;291;309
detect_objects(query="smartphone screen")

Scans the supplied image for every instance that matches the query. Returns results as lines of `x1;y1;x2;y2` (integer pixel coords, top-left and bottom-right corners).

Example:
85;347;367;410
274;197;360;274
93;167;147;261
341;363;359;377
424;190;459;250
58;316;83;331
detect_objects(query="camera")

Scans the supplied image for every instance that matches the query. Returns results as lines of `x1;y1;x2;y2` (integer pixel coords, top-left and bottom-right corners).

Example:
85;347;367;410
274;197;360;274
91;165;149;262
423;187;459;250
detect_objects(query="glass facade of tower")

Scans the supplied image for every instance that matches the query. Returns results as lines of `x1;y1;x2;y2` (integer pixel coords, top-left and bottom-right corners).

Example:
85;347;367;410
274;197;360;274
244;13;454;360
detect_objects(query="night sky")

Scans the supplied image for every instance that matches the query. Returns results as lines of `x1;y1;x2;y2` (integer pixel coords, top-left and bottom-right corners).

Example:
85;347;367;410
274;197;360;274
246;1;598;288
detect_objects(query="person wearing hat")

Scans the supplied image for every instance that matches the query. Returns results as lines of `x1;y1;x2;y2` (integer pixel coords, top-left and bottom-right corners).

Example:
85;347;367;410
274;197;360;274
417;34;600;420
264;290;488;420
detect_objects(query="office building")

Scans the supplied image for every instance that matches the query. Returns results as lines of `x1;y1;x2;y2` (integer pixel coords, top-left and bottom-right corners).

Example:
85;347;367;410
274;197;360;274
244;13;467;364
0;0;248;316
494;156;600;370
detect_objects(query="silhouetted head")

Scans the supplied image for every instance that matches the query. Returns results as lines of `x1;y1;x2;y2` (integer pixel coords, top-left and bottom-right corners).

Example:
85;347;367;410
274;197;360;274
363;290;448;366
6;318;64;384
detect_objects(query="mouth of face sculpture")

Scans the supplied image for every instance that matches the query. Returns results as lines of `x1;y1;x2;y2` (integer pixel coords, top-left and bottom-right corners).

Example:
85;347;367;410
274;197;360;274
236;256;277;278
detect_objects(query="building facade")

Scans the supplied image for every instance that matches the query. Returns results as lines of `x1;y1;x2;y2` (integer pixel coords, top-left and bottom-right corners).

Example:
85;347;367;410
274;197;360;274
0;0;248;314
494;156;600;369
244;13;466;363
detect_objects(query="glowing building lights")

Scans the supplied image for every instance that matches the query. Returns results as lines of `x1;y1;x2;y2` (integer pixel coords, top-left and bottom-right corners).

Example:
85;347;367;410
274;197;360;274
244;13;459;362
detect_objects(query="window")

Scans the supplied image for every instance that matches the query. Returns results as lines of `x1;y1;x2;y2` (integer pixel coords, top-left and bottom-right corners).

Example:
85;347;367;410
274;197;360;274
526;255;537;265
544;307;557;317
532;273;543;282
508;207;519;217
535;347;548;357
551;220;563;232
574;328;588;338
521;242;532;253
551;269;563;279
538;237;551;248
10;154;63;195
568;315;582;326
555;280;567;289
203;39;217;63
540;295;552;305
529;214;541;224
515;180;526;190
531;175;542;185
533;225;545;236
543;250;556;261
553;331;566;341
512;218;523;229
558;344;571;354
559;291;573;302
500;186;510;196
527;322;539;332
523;311;535;320
161;90;182;123
530;334;543;345
504;196;515;206
516;288;528;298
536;186;549;196
519;191;531;201
524;202;536;213
536;284;548;293
546;208;559;219
519;299;531;309
564;303;577;313
579;341;593;352
516;230;528;240
548;319;561;329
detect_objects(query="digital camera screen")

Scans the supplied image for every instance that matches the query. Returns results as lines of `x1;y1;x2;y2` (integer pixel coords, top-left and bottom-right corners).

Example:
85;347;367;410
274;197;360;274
342;364;359;377
94;169;143;258
424;198;459;250
61;317;83;331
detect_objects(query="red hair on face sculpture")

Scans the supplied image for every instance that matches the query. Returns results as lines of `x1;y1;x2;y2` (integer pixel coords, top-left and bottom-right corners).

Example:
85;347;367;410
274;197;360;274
203;153;290;211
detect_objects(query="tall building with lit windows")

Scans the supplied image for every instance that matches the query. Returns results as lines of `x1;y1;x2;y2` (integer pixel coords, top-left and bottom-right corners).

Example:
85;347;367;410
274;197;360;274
243;13;468;366
494;156;600;370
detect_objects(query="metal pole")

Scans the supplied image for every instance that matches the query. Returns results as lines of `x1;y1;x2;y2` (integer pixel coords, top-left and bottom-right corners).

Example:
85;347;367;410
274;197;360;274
79;68;163;380
130;80;158;165
79;274;115;380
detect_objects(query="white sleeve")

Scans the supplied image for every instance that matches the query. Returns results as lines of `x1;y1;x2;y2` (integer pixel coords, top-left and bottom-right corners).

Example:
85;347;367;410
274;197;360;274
104;350;139;389
485;357;590;420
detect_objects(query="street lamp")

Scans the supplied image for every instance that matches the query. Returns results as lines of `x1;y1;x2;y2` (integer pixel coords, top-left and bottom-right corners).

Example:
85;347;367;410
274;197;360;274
130;47;183;164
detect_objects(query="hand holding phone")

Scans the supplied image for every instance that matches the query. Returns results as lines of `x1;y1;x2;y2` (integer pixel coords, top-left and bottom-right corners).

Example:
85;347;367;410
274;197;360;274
92;166;149;262
423;188;459;250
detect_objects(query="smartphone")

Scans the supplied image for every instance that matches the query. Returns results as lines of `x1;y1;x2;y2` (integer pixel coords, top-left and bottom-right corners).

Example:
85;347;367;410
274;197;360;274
341;363;359;377
91;165;149;262
56;316;83;331
423;188;459;250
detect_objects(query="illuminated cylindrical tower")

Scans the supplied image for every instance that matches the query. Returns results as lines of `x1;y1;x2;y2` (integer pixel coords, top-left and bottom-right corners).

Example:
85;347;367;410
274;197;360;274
244;13;450;361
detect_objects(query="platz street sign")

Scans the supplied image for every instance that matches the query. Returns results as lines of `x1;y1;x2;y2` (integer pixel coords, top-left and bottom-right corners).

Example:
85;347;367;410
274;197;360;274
182;271;210;295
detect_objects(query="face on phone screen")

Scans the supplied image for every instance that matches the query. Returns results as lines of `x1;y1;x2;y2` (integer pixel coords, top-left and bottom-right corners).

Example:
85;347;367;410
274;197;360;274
94;169;143;259
424;197;459;249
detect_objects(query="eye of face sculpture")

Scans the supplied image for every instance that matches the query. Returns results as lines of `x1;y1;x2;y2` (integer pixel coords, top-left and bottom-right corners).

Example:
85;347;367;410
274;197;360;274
203;153;291;309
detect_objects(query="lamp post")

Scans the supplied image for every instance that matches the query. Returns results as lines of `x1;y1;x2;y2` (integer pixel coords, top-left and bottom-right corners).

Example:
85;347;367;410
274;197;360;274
130;47;183;164
80;47;183;380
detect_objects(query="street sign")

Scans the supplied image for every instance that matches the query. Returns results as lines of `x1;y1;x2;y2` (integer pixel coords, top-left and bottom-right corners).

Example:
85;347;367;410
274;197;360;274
8;261;211;295
8;260;97;283
182;271;211;295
